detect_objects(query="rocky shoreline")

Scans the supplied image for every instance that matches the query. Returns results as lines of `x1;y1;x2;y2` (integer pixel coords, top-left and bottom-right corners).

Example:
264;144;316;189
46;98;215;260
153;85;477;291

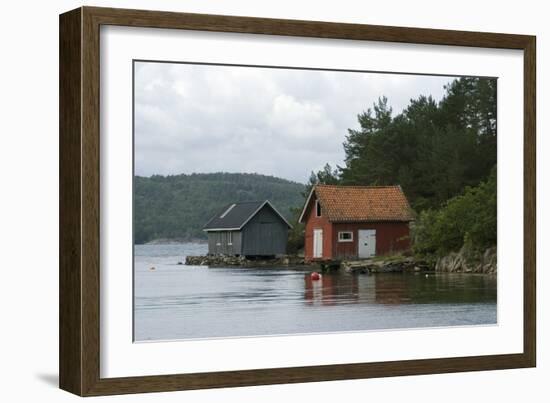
185;255;305;267
435;246;496;274
340;257;432;274
185;254;434;273
184;246;496;275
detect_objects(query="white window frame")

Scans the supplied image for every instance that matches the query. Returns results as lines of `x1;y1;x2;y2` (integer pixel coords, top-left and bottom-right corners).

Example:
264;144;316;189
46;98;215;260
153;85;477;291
338;231;354;242
227;231;233;246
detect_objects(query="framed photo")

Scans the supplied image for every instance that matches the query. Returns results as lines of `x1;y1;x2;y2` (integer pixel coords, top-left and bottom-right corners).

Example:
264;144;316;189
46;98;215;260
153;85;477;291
59;6;536;396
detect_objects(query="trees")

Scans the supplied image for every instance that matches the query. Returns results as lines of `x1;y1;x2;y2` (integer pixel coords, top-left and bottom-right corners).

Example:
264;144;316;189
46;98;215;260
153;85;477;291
303;163;339;197
413;168;497;255
311;76;498;255
339;77;497;213
134;172;305;244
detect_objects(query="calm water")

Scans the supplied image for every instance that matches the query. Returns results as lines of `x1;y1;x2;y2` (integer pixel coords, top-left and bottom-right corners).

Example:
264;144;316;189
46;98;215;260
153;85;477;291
134;243;497;341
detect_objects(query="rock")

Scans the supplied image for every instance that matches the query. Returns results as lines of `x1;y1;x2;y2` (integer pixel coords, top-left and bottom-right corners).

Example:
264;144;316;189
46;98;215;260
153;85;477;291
184;254;306;267
435;246;496;274
340;255;435;274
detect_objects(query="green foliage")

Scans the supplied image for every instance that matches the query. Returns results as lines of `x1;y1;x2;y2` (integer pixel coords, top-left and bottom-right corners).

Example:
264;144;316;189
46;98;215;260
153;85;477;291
134;172;305;244
413;168;497;255
339;77;497;212
303;163;340;198
310;77;498;255
286;207;305;255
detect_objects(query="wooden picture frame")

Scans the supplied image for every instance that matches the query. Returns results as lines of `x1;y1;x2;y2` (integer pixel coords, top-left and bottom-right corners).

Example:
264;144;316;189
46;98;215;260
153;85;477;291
59;6;536;396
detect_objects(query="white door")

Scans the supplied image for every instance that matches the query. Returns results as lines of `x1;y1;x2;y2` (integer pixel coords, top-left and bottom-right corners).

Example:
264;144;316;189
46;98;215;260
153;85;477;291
313;229;323;258
358;229;376;258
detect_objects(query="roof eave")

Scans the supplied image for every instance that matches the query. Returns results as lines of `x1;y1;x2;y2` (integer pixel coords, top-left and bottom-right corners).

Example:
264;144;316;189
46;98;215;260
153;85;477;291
298;187;315;223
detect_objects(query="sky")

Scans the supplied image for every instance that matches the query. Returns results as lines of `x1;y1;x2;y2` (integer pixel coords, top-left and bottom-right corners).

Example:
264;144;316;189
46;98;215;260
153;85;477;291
134;61;454;184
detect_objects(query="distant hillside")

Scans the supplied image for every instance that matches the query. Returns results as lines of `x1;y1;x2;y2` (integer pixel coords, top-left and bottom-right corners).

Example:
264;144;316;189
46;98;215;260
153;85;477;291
134;172;306;244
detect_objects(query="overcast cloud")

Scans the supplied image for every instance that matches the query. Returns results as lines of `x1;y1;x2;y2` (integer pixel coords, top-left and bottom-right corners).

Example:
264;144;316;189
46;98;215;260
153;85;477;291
134;62;453;184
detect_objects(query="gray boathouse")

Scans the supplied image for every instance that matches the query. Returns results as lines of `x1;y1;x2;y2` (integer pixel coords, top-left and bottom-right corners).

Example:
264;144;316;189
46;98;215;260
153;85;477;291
203;200;292;257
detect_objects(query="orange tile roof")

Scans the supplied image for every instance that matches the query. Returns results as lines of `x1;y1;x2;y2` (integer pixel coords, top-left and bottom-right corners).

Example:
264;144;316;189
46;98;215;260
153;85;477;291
310;185;414;222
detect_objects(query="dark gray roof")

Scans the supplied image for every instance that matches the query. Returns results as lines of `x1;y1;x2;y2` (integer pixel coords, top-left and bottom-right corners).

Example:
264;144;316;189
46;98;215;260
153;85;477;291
203;200;291;231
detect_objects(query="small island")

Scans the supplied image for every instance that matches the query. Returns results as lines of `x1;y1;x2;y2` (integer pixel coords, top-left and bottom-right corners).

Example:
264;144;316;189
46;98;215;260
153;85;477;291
185;183;496;275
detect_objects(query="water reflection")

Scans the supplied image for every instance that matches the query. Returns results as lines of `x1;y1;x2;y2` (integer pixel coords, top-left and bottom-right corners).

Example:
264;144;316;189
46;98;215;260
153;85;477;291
134;244;497;341
304;274;359;305
304;272;497;306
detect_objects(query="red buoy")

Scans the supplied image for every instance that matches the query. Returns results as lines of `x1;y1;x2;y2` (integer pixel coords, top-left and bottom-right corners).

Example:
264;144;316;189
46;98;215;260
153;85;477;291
310;271;321;281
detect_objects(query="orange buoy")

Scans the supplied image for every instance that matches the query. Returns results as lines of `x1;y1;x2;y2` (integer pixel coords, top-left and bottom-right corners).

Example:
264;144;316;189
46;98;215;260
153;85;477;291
310;271;321;281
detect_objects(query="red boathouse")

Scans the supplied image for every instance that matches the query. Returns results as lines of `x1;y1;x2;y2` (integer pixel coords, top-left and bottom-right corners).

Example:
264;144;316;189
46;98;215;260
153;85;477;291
298;185;414;261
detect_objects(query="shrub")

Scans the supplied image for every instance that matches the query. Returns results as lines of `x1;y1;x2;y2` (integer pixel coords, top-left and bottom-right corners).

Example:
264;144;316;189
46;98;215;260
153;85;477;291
413;167;496;256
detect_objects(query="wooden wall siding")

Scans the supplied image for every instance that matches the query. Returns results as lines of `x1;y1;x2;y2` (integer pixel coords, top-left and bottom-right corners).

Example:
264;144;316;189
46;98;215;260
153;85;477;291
303;197;334;261
303;192;411;260
207;231;242;255
241;206;288;256
332;222;411;258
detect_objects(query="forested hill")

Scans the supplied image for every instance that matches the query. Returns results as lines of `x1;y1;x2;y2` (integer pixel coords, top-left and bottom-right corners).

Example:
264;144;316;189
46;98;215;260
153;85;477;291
134;172;305;244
